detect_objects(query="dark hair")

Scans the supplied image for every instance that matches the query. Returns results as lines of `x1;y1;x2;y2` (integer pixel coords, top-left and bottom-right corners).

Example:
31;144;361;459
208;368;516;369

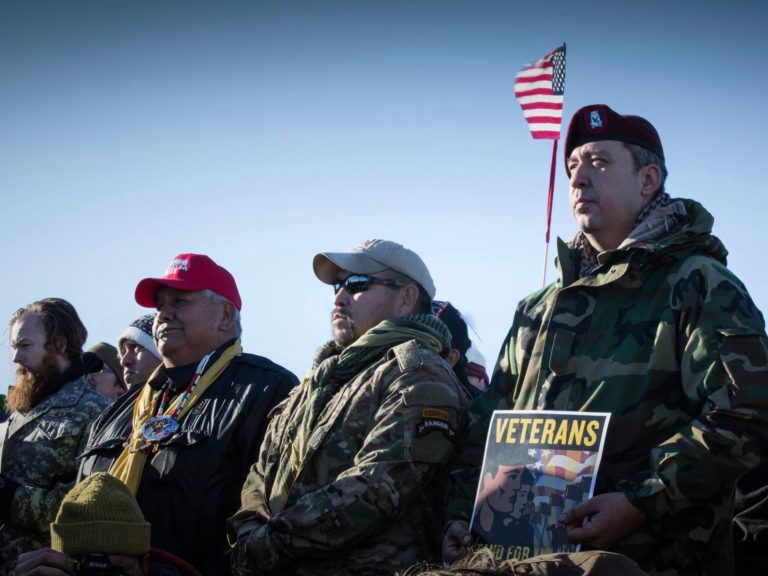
623;142;668;196
11;298;87;361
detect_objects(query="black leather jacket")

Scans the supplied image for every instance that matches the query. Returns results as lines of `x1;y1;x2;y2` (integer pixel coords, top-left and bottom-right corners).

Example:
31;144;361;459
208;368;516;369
78;346;297;576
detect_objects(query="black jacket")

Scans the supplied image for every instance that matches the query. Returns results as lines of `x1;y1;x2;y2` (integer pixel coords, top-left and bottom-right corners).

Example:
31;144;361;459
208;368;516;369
78;348;297;576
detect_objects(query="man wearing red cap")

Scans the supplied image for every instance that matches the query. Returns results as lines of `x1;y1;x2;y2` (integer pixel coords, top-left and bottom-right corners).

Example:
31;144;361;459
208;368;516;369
77;253;297;576
444;105;768;575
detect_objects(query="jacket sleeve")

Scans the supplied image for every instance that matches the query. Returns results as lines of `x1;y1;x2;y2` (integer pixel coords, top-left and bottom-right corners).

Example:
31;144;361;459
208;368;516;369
625;261;768;519
236;369;297;480
10;413;97;535
230;365;465;574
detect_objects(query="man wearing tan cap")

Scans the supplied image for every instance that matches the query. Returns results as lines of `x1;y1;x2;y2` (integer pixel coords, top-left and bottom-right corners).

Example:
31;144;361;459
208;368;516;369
229;239;470;576
444;105;768;576
77;253;297;576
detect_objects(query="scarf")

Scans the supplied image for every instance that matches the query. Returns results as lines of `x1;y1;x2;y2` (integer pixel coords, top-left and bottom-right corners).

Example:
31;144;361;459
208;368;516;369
268;314;450;514
109;339;242;495
572;192;689;278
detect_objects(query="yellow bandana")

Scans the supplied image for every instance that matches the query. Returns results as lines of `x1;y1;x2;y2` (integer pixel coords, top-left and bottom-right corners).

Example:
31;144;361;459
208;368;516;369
109;339;242;494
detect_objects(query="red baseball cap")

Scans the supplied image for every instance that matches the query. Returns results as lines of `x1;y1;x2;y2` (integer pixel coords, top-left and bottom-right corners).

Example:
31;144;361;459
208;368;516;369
134;253;242;310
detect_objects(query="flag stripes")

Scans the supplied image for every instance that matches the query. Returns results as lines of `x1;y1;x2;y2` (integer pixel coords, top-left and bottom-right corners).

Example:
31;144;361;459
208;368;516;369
514;44;566;140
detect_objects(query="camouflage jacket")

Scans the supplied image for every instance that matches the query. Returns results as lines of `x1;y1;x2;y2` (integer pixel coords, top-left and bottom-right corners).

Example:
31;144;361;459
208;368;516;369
0;375;110;574
450;199;768;576
229;338;470;576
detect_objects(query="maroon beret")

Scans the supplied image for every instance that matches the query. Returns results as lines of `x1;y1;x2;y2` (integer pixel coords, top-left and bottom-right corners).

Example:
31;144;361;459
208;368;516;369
564;104;664;176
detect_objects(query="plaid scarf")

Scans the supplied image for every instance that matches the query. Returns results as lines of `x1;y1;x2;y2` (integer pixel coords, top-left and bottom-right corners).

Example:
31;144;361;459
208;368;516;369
572;192;689;278
268;314;450;514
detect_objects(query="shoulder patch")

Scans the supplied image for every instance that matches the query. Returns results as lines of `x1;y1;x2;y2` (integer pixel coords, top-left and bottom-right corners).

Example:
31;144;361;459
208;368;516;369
392;340;423;372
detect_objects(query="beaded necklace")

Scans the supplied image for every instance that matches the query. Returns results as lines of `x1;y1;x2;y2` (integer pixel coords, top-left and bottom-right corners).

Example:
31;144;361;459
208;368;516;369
139;351;213;446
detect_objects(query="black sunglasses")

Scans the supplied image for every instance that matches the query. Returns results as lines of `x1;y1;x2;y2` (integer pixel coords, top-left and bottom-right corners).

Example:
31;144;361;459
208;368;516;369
333;274;406;295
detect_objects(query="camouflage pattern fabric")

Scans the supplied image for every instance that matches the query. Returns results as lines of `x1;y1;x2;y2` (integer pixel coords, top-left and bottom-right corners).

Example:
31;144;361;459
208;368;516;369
229;332;470;576
449;199;768;576
0;376;110;574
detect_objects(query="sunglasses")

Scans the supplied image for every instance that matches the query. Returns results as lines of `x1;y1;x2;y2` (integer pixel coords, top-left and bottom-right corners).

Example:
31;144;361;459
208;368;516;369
333;274;406;295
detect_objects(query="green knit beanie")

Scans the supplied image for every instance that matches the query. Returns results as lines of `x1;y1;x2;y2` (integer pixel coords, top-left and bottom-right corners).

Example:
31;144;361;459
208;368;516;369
50;473;151;556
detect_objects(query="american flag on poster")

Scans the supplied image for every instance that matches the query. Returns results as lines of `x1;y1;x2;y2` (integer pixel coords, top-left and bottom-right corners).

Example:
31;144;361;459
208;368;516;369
514;44;566;139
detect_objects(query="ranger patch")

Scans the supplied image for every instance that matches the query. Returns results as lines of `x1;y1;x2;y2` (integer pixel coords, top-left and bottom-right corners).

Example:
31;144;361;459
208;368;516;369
417;408;456;441
421;408;450;421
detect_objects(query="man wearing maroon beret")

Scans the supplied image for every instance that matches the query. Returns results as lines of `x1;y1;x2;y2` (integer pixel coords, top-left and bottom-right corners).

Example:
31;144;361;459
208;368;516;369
444;105;768;576
77;254;298;576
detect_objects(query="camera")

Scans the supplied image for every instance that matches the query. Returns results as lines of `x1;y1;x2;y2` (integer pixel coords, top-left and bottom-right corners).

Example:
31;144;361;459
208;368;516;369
75;554;128;576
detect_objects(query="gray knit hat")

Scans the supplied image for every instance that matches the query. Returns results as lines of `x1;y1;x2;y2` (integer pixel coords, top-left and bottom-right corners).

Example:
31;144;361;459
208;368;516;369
50;473;151;556
118;314;161;360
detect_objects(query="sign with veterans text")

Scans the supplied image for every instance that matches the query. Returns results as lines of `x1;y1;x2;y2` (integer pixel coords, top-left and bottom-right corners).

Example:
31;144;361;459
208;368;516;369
470;410;610;562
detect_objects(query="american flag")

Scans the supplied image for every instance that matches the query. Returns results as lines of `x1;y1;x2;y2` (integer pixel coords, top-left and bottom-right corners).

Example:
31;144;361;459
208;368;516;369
514;44;566;140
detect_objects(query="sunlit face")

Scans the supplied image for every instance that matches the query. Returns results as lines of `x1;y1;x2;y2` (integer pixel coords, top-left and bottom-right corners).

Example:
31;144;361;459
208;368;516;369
153;288;229;367
567;140;648;251
120;340;161;387
10;312;51;373
90;366;125;400
331;272;403;347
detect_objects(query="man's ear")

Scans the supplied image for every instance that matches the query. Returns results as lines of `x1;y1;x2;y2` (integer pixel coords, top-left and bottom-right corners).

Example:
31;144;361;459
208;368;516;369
397;284;421;315
219;301;237;332
446;348;461;368
640;163;662;198
50;335;67;355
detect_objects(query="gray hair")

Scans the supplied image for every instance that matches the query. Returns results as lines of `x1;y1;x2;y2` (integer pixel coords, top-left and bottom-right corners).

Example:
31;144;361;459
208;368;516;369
202;290;242;337
623;142;668;196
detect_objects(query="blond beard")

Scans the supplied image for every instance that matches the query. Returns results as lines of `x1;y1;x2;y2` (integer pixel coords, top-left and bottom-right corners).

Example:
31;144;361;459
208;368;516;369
7;355;63;414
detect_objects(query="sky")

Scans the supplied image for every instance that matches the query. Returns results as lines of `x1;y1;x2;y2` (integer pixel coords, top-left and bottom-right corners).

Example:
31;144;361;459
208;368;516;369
2;0;767;394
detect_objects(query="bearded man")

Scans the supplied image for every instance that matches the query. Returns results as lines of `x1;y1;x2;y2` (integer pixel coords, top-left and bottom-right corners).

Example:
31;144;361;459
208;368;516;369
0;298;110;575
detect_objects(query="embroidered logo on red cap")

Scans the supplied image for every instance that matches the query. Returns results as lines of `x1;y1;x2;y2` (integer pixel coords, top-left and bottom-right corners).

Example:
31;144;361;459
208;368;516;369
166;258;190;275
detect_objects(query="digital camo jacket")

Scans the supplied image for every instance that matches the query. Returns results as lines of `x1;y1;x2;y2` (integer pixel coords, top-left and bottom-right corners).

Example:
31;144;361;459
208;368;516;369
0;376;109;574
229;338;470;576
450;199;768;576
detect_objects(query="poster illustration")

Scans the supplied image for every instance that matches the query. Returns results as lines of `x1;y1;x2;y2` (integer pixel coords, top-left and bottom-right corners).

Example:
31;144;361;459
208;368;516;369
470;410;610;562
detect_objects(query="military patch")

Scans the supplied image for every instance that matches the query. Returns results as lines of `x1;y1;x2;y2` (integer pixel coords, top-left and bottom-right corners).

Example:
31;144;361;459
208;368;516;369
421;408;450;421
416;408;456;441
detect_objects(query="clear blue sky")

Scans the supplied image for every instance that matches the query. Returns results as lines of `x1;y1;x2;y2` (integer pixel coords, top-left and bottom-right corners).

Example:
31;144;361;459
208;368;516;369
2;0;767;393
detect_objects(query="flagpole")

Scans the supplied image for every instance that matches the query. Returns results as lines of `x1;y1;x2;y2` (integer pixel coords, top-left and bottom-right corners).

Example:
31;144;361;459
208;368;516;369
542;138;558;287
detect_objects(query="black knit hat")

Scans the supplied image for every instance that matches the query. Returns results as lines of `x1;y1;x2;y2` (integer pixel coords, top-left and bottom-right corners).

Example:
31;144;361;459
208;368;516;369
564;104;664;175
432;301;471;355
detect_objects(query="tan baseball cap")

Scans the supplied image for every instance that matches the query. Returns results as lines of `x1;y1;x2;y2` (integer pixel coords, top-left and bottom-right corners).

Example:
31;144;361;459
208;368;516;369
313;239;436;298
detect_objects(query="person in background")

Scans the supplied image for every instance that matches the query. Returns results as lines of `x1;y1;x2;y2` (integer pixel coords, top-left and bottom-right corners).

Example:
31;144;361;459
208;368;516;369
87;342;127;400
1;298;110;575
432;300;478;398
117;314;162;388
465;345;489;393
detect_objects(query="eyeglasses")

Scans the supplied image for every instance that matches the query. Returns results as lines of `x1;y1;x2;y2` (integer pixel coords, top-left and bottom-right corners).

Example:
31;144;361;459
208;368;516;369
333;274;406;295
